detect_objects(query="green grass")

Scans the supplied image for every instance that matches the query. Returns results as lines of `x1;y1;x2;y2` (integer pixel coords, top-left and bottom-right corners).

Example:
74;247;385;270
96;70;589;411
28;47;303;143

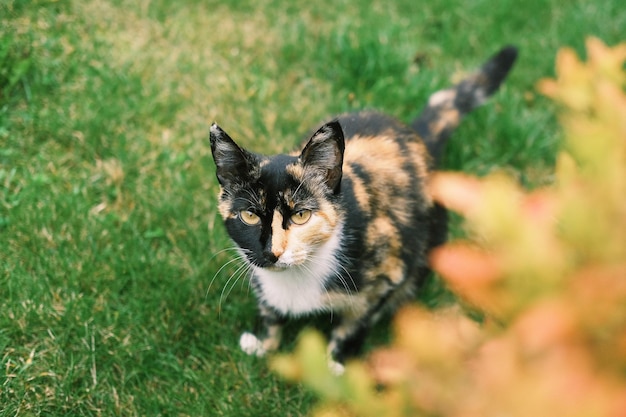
1;0;624;415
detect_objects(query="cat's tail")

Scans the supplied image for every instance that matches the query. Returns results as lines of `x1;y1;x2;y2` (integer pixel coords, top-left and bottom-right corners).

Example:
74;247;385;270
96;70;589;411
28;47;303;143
411;46;518;165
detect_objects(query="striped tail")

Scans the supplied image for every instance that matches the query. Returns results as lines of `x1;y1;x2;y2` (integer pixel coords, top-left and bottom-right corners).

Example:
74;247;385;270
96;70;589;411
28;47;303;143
411;46;518;165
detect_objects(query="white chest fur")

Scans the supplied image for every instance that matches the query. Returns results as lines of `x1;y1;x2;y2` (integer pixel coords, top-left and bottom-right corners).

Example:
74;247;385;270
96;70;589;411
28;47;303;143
252;223;343;316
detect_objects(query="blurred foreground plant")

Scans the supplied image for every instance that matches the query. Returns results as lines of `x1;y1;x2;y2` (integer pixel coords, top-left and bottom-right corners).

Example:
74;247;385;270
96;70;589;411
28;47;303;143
271;37;626;417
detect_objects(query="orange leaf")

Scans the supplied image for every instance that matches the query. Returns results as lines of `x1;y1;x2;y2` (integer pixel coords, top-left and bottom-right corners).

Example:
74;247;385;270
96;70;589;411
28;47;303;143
430;243;501;286
430;243;504;313
428;172;484;217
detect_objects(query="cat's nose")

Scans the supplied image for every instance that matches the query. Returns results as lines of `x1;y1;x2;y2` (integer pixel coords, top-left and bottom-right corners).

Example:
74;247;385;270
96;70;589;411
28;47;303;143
263;251;279;264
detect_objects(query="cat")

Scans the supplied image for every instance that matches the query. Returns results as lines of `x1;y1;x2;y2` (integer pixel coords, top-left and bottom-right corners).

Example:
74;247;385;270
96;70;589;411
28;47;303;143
209;46;518;370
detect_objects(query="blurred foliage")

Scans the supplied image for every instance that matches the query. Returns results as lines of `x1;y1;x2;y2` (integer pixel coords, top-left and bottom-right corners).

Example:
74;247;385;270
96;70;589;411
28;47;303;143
272;37;626;417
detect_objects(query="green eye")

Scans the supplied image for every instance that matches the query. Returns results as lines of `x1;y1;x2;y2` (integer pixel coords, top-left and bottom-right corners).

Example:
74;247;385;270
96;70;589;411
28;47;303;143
239;210;260;226
290;210;312;225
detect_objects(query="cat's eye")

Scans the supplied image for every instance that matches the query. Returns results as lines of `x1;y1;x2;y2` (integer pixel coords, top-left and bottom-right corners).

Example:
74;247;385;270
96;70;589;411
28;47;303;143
239;210;260;226
290;210;312;225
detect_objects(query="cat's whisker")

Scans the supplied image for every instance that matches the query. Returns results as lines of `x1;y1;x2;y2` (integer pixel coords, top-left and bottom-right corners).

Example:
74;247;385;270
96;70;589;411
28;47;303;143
242;188;262;207
222;262;252;305
206;246;241;263
311;255;357;314
240;198;258;208
225;263;252;298
333;273;357;313
245;267;254;297
291;180;305;200
337;263;358;294
306;251;356;300
204;246;242;281
207;255;246;299
218;260;251;316
299;262;335;319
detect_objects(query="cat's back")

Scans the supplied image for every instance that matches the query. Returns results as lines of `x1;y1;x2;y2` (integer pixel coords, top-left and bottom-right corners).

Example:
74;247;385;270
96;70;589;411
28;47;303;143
323;111;436;292
338;110;431;171
335;111;433;215
337;111;417;140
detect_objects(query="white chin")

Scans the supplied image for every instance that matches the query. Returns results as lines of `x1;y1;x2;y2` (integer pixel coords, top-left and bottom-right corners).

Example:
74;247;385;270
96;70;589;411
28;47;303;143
265;263;291;271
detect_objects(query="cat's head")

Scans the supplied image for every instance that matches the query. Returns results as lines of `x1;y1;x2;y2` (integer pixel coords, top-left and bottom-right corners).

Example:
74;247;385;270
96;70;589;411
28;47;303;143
210;121;345;270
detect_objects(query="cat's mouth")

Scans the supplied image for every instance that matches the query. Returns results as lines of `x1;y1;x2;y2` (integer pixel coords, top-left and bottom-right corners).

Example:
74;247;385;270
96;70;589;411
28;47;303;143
253;250;309;271
261;257;308;271
264;260;297;271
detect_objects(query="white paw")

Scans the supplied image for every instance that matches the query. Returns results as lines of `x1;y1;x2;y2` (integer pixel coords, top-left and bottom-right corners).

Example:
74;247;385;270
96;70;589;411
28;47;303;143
328;359;345;376
239;332;266;357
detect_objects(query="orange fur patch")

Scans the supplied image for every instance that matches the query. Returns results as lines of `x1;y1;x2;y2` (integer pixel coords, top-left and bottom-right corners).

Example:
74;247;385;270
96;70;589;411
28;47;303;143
428;109;461;138
271;210;287;257
218;188;236;219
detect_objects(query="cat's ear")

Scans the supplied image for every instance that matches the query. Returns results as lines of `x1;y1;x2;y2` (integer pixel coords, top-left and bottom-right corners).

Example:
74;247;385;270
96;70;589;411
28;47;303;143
300;120;345;193
210;123;255;187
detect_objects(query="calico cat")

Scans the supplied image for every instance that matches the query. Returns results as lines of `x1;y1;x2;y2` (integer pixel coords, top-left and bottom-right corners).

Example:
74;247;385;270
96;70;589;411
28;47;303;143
210;46;518;369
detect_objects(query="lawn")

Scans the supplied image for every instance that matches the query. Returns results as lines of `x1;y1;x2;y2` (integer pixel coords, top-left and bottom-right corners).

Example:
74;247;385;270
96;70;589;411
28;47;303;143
1;0;624;415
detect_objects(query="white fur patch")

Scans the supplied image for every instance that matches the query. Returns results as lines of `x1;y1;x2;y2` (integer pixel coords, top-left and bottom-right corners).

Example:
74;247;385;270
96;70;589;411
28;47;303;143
328;360;345;376
428;89;456;107
239;332;266;357
472;88;487;107
252;222;344;316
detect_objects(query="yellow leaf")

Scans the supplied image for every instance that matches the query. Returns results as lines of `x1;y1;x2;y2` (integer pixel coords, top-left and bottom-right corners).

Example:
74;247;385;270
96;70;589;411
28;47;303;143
586;36;626;85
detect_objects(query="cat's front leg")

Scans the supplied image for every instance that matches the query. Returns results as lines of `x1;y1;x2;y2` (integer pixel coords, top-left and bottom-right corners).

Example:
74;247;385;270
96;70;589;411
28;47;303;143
326;309;371;374
240;304;285;357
